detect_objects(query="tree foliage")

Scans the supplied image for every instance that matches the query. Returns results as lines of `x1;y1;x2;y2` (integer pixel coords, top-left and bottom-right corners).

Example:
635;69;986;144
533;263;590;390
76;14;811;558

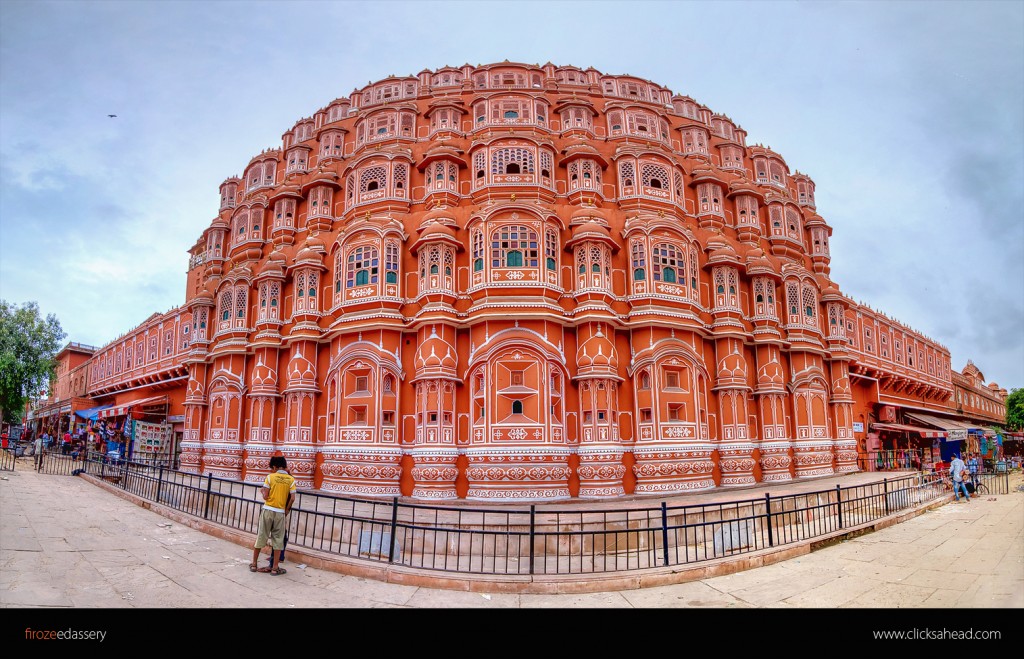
1006;388;1024;432
0;300;66;423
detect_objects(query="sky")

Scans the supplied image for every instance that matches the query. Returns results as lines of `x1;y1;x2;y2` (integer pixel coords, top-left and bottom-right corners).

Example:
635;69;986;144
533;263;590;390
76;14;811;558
1;0;1021;390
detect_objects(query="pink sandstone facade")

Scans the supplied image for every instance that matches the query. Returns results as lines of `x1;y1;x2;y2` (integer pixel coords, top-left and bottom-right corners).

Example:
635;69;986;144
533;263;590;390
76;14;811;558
43;62;1006;500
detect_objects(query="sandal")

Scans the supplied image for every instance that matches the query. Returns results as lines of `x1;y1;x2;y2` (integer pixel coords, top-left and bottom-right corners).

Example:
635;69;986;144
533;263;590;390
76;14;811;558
249;563;258;573
270;567;287;576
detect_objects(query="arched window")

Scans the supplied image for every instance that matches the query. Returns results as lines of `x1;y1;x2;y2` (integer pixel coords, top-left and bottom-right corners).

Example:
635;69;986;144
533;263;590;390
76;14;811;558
631;240;646;282
472;229;484;272
640;162;670;192
545;228;558;271
359;166;388;199
512;400;524;415
491;226;539;268
619;161;635;188
491;148;535;176
653;243;683;284
385;240;400;285
347;245;379;288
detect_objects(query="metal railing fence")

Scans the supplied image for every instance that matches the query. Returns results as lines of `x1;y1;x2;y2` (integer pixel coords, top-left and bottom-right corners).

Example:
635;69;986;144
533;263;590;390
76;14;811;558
78;452;1011;577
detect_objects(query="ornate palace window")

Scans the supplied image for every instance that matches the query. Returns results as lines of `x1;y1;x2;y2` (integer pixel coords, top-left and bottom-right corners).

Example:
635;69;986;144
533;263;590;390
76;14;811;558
491;225;539;268
736;195;759;228
697;182;723;217
258;281;281;321
653;242;682;284
568;159;602;192
491;147;535;175
308;186;333;219
285;147;308;174
720;145;744;171
320;130;345;159
245;160;276;192
681;127;709;155
753;278;777;319
576;243;610;291
293;271;319;313
472;229;484;272
346;161;410;209
347;245;379;288
559;106;593;131
419;244;455;294
631;240;647;282
545;228;559;271
274;199;296;230
385;239;400;284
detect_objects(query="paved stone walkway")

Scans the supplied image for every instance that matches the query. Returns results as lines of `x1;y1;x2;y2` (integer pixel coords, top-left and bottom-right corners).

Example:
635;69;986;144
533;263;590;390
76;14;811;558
1;464;1021;608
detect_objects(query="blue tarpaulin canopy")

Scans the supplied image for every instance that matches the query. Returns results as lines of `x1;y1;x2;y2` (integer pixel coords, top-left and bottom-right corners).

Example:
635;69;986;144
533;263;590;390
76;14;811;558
75;405;113;421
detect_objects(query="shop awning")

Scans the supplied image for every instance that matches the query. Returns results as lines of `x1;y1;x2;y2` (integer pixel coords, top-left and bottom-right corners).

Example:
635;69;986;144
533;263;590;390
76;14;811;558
870;423;945;439
905;412;974;443
97;395;168;419
75;404;113;421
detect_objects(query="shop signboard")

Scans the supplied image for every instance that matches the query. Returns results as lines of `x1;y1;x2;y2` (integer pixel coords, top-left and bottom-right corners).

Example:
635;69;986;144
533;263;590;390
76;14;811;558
946;428;967;443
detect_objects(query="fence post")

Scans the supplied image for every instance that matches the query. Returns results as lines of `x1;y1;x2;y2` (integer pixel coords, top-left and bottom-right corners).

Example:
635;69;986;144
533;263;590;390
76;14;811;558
660;501;671;567
387;497;399;563
529;505;536;575
836;485;844;529
765;493;774;547
883;478;889;515
203;473;213;519
156;466;164;504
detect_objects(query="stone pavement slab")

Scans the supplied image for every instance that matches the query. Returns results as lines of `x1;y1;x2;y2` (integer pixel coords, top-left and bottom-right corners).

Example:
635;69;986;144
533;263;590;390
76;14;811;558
2;466;1022;609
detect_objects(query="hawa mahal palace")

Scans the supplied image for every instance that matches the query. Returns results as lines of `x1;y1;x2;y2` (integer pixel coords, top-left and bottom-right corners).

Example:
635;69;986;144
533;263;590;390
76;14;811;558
35;62;1008;501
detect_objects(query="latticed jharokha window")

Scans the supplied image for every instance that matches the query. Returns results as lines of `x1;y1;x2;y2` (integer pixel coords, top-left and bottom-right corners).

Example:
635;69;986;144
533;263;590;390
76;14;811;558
385;240;400;284
653;243;683;284
631;240;647;281
347;245;379;288
472;229;484;272
491;148;535;175
545;228;558;271
491;226;539;268
568;160;602;191
640;162;670;189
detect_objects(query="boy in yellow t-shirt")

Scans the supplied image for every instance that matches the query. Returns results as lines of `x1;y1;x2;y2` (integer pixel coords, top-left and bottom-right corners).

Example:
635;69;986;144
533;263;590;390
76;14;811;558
250;456;296;575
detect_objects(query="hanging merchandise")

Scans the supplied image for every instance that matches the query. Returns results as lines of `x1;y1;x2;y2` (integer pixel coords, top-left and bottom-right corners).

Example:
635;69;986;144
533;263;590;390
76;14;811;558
133;421;172;460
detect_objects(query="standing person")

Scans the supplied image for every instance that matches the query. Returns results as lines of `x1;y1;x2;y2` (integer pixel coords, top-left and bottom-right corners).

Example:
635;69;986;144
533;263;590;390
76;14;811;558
267;467;292;570
249;456;296;575
967;452;980;488
949;453;971;502
33;433;43;468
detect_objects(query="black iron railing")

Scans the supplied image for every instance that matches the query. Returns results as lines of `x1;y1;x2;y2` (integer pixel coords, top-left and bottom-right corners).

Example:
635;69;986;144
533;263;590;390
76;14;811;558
78;454;1011;577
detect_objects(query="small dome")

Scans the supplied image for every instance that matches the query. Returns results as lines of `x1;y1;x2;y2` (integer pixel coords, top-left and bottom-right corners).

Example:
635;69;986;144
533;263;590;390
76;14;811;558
576;328;618;371
287;346;316;382
570;206;608;225
718;352;746;379
421;207;457;225
414;328;457;373
419;223;458;241
571;220;610;240
758;361;785;388
252;358;277;388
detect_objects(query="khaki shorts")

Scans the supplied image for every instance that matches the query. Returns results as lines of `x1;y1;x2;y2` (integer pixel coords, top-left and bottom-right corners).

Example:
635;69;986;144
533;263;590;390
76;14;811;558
254;509;287;550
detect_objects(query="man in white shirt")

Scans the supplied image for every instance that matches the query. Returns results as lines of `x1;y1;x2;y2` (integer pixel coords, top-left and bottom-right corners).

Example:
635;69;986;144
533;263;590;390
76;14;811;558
949;453;970;502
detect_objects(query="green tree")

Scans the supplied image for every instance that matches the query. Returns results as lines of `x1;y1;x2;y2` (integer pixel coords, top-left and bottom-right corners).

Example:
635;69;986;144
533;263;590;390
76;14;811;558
0;301;66;424
1006;388;1024;432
